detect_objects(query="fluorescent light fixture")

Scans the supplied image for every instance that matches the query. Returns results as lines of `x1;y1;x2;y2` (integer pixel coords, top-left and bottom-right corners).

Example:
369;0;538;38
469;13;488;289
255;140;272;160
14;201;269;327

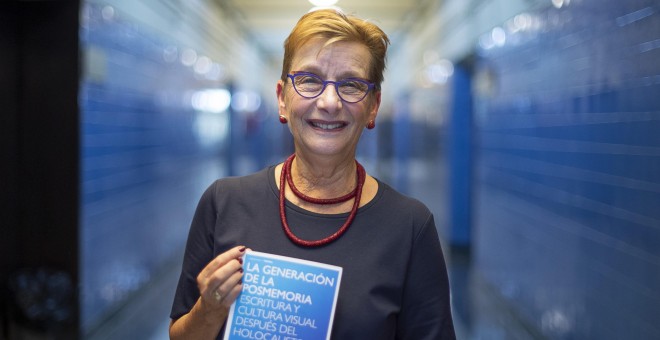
309;0;338;6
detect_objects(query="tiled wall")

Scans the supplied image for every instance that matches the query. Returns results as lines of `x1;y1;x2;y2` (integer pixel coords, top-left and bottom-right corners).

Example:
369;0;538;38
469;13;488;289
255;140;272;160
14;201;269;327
473;0;660;338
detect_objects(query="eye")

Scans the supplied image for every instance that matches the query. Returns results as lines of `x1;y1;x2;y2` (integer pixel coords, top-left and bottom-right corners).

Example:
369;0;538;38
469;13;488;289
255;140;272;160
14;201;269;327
339;80;368;93
295;74;322;85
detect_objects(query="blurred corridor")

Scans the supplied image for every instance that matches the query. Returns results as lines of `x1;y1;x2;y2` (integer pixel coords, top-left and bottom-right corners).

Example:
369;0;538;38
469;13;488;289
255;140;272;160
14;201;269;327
2;0;659;339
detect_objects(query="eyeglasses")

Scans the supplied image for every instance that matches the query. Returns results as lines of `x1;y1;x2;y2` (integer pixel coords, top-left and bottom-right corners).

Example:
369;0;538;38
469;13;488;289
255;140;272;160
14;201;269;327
287;72;376;103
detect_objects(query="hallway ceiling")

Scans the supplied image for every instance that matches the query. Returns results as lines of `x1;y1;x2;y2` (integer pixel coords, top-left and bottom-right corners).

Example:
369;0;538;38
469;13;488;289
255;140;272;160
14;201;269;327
218;0;430;63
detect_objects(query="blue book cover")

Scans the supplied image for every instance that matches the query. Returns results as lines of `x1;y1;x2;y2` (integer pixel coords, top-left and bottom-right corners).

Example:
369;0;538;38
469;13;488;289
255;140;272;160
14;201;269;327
223;251;343;340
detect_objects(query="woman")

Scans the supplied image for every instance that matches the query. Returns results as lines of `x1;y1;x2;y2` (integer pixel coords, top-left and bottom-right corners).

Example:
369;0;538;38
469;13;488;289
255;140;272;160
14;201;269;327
170;8;455;339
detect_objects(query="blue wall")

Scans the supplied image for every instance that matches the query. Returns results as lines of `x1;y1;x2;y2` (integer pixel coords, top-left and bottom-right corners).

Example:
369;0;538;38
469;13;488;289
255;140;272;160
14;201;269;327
78;3;261;332
472;0;660;339
448;65;473;247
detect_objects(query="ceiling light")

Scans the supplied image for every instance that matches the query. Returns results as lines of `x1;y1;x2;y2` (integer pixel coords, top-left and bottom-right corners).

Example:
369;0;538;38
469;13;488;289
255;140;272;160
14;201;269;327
309;0;338;6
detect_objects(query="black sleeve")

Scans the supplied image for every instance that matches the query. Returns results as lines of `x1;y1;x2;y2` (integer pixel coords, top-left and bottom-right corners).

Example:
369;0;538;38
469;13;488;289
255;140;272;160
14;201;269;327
396;214;456;339
170;181;218;320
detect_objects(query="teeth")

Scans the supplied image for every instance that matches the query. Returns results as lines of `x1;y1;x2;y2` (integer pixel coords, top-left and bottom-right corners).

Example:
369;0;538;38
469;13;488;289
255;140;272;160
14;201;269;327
312;122;343;130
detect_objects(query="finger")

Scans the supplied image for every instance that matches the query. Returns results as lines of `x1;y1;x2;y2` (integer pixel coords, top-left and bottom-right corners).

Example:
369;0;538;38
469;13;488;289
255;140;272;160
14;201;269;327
201;245;246;278
218;270;245;307
207;266;243;307
199;245;247;279
221;282;244;308
202;258;243;301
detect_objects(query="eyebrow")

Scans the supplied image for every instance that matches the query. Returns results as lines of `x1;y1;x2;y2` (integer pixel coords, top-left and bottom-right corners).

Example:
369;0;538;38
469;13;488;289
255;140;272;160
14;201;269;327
291;69;369;81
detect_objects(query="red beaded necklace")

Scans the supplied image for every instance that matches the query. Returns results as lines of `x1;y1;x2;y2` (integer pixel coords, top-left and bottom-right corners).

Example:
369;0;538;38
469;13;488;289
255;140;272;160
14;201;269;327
279;154;366;247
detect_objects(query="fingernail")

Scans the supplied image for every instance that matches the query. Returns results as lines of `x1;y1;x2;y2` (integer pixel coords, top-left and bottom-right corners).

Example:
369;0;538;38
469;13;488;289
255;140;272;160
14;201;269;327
239;268;244;273
238;279;243;285
239;246;247;252
237;258;243;265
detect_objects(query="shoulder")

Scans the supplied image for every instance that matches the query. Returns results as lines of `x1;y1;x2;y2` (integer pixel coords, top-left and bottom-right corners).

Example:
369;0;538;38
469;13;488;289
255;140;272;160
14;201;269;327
375;180;432;219
208;167;270;193
363;179;435;239
199;167;272;205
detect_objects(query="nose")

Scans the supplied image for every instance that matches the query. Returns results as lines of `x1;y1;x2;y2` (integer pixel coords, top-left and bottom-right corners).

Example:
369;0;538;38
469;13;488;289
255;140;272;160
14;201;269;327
317;82;342;112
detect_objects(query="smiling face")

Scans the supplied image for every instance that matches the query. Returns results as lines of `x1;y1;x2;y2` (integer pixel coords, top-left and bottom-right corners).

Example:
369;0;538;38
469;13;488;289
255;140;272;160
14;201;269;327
277;38;380;161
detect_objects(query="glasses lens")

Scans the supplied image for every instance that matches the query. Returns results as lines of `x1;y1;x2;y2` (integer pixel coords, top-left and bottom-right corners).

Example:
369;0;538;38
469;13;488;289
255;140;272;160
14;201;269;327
338;80;370;103
292;74;323;97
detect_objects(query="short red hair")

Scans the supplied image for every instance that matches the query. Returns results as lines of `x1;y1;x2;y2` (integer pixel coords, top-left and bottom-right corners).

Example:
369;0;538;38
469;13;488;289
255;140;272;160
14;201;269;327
280;8;390;90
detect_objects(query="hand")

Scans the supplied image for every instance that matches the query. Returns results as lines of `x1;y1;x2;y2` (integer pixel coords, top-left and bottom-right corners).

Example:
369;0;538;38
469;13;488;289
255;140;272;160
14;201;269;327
197;245;247;313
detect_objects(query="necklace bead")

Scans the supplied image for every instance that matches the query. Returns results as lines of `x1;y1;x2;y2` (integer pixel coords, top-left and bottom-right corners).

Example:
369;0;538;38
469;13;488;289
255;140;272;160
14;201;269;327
279;154;365;247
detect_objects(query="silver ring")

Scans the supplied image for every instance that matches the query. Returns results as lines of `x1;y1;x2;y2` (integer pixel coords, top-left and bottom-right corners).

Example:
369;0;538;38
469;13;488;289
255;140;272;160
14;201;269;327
213;290;222;302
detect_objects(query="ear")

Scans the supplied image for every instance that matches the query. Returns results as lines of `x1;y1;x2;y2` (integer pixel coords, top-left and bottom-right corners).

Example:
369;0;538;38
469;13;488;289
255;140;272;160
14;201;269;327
368;90;381;123
276;80;286;116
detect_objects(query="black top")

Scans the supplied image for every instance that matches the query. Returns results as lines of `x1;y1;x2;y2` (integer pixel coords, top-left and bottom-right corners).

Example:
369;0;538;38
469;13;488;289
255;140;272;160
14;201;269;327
171;166;456;339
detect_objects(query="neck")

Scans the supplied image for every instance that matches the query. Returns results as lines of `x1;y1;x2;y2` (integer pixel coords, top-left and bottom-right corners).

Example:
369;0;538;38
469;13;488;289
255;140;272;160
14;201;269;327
278;154;365;247
291;153;357;198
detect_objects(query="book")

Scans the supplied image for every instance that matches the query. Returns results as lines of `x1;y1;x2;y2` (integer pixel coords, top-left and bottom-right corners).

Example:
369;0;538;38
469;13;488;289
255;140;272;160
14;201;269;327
223;251;343;340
